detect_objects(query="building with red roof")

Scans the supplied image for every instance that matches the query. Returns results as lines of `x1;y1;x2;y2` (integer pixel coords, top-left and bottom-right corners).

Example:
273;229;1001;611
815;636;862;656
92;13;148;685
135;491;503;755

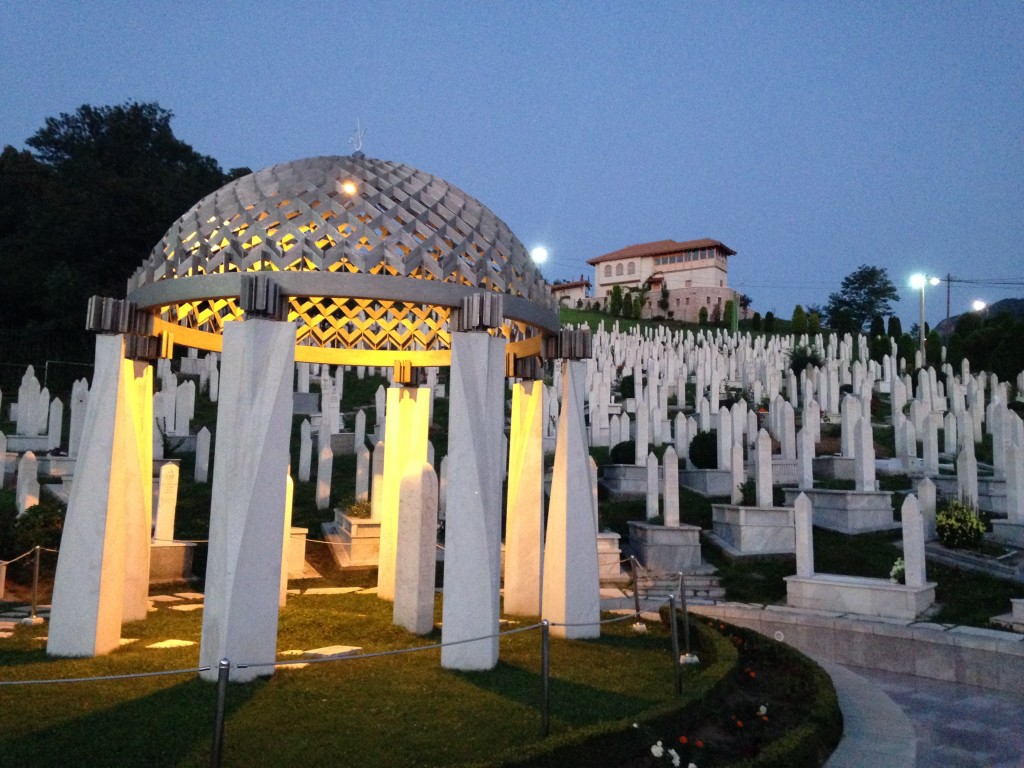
586;238;739;322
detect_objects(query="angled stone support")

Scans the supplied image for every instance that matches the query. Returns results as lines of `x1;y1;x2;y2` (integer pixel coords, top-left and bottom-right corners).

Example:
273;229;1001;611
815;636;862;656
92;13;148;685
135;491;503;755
48;334;153;657
376;386;431;601
503;379;545;617
199;319;295;682
542;359;600;640
441;332;506;669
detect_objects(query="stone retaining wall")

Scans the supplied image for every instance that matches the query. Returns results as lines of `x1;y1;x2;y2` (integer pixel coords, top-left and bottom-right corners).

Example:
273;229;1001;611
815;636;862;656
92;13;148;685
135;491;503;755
689;601;1024;694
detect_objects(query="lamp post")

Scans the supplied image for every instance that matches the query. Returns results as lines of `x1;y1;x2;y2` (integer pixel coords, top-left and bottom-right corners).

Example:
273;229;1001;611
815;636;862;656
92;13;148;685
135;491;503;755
909;273;940;363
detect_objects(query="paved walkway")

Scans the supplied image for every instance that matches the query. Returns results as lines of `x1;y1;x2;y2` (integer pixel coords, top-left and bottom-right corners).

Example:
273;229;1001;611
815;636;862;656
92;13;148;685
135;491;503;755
816;660;1024;767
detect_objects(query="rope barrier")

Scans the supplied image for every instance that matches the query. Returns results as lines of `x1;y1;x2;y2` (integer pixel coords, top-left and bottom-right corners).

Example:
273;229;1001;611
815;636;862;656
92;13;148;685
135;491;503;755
151;538;209;544
236;622;543;670
0;665;212;687
3;548;36;565
548;612;648;629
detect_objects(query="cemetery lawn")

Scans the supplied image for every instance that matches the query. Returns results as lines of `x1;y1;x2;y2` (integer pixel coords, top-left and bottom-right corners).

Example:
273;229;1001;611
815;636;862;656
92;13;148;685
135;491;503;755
0;590;842;768
0;592;803;768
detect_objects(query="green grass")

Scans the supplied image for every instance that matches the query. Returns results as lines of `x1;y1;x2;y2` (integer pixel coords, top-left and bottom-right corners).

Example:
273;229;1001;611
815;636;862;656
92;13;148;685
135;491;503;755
0;593;730;768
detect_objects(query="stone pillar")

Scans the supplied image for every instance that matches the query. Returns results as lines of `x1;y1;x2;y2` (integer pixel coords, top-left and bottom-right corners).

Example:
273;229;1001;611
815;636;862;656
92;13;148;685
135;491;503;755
901;495;927;588
542;360;601;640
394;462;438;634
917;477;937;541
754;429;773;508
315;439;333;511
194;426;211;483
853;418;876;492
297;419;312;482
441;331;506;669
645;452;659;520
48;334;152;657
794;492;814;577
730;441;744;505
503;379;544;617
370;440;385;519
354;443;370;502
663;446;679;527
376;386;431;601
279;473;294;608
153;463;179;542
199;318;295;682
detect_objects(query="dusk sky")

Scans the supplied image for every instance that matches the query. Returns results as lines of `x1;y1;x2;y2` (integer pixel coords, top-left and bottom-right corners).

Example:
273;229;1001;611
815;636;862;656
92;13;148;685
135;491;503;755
2;1;1021;328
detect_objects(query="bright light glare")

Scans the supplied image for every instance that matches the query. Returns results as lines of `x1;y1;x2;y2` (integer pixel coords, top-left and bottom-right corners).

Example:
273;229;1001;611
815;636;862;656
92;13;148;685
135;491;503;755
972;300;987;312
929;276;941;286
909;273;926;290
530;246;549;264
341;180;358;195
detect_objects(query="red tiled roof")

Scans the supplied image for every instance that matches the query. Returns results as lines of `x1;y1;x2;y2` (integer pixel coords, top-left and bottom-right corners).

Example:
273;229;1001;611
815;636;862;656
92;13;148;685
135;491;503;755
586;238;736;265
550;280;590;292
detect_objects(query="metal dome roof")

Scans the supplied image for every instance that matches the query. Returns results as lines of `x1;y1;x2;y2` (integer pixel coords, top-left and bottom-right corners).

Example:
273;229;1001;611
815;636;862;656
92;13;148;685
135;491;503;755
126;155;558;365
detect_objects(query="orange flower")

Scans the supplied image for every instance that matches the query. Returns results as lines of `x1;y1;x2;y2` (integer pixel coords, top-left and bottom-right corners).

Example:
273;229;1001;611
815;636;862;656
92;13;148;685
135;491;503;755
748;671;757;678
678;736;688;744
695;740;704;748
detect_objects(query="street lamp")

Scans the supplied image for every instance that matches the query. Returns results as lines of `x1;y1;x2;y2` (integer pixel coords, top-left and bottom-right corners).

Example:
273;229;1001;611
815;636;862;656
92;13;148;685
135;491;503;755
909;273;940;363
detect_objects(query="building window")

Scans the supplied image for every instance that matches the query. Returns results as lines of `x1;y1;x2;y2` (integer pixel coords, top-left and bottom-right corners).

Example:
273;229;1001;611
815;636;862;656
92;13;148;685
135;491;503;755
675;298;680;307
615;264;623;276
706;296;711;305
604;265;611;277
719;280;723;287
685;298;690;306
627;262;635;275
685;280;692;288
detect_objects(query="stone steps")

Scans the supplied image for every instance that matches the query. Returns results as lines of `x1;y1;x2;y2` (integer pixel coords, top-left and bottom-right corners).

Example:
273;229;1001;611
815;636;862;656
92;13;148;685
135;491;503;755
635;572;725;601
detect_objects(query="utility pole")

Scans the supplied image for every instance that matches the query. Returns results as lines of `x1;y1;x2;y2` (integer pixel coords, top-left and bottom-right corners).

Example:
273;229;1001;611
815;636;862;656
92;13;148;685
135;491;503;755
946;272;952;325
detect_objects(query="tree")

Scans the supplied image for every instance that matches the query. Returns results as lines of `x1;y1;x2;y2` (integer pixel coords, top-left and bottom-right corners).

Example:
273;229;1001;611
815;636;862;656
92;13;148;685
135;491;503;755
1;101;239;335
698;306;709;325
764;311;775;333
869;315;886;337
658;284;669;314
609;285;623;316
823;265;899;333
791;305;807;334
887;315;903;339
750;311;762;331
807;311;821;334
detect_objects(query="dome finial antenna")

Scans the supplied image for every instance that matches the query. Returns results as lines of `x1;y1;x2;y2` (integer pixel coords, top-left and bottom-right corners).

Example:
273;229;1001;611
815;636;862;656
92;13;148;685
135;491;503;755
349;118;367;157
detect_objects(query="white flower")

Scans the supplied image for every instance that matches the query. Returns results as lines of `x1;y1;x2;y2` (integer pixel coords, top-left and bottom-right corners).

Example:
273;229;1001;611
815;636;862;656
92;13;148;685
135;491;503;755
758;704;767;716
668;748;681;766
632;621;648;635
651;740;664;758
632;722;639;728
688;763;698;768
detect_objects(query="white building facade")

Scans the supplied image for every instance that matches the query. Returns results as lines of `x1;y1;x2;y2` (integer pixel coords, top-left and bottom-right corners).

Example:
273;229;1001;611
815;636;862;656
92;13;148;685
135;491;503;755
587;238;739;323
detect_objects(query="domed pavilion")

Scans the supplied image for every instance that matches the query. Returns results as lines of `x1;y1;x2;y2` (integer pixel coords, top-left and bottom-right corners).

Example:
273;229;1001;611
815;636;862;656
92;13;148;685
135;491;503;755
47;155;598;680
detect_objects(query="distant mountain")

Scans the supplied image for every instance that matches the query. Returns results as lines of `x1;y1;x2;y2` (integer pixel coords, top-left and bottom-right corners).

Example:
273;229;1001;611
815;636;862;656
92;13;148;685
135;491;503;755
935;297;1024;337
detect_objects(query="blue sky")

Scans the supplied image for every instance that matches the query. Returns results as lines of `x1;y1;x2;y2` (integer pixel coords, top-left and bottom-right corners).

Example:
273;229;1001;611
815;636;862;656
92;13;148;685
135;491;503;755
2;1;1021;327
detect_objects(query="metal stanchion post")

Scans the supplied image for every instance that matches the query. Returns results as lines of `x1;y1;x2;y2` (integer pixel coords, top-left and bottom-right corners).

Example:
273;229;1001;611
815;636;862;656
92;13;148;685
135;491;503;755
30;546;40;620
668;595;682;695
210;658;230;768
0;560;6;600
677;572;691;656
540;620;550;738
630;556;641;617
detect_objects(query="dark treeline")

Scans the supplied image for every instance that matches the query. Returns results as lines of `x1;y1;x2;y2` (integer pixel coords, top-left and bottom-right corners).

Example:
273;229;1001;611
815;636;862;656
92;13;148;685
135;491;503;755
0;102;249;348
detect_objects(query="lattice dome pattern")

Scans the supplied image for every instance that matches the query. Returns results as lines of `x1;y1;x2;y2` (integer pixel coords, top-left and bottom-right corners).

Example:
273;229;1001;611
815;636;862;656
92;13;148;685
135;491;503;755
127;155;557;361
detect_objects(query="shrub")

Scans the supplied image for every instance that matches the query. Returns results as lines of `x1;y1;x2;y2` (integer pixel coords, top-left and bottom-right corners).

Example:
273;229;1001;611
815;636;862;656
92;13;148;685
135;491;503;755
11;499;66;553
739;479;756;506
619;374;636;399
936;500;986;549
787;345;823;375
345;498;372;519
609;441;636;464
688;430;717;469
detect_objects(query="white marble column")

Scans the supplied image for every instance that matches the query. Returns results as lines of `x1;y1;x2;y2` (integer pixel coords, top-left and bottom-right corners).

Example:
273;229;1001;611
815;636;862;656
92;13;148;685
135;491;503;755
441;332;507;669
48;334;152;657
376;386;431;601
199;319;295;682
503;379;545;617
542;360;601;641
